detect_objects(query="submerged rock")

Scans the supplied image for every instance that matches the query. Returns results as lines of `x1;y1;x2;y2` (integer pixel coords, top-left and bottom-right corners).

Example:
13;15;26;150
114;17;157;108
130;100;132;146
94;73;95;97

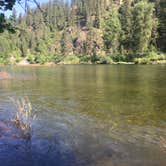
0;120;29;139
0;121;10;131
0;71;11;80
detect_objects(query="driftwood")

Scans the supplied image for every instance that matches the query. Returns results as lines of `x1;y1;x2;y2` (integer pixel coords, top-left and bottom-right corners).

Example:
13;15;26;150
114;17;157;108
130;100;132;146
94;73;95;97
0;71;11;80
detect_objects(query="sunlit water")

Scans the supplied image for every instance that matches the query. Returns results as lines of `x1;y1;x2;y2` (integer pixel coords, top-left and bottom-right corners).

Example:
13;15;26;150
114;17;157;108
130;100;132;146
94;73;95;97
0;65;166;166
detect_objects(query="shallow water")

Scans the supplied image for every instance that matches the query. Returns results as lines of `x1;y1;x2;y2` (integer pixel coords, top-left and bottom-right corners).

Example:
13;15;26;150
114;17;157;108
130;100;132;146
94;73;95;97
0;65;166;166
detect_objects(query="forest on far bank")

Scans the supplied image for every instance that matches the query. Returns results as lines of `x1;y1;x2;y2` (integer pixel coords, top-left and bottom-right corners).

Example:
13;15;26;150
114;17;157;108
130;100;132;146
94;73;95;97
0;0;166;65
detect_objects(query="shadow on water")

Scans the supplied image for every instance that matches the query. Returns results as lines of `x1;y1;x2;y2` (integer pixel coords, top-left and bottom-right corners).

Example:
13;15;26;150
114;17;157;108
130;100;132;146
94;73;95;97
0;111;122;166
0;108;165;166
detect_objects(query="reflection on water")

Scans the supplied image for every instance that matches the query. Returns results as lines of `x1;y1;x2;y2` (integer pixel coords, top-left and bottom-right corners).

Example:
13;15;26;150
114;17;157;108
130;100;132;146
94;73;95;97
0;65;166;166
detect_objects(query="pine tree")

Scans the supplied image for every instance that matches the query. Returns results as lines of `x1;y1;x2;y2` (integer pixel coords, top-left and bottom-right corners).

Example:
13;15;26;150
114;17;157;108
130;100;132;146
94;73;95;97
132;1;154;55
103;6;122;55
156;0;166;52
119;0;133;53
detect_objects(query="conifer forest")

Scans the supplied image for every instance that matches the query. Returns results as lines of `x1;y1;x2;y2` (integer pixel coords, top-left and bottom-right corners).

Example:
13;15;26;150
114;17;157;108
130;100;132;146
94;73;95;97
0;0;166;64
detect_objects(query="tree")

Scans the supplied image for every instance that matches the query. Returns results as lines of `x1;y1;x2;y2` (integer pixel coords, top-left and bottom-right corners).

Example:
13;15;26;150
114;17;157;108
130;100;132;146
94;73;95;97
156;0;166;52
0;0;46;32
132;1;155;55
0;0;16;11
0;0;165;65
0;0;16;32
119;0;133;52
103;6;122;55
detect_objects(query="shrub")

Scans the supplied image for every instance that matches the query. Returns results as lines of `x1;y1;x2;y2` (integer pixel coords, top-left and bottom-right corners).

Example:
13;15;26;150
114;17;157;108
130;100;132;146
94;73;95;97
79;54;91;63
112;55;127;62
52;53;62;64
134;57;149;64
159;136;166;153
62;55;80;64
27;54;36;64
90;54;100;63
35;54;47;64
134;52;166;64
97;56;113;64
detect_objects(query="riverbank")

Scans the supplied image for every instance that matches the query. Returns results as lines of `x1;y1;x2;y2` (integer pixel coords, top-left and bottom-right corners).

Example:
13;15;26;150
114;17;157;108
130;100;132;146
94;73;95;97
0;53;166;66
1;60;166;66
14;60;166;66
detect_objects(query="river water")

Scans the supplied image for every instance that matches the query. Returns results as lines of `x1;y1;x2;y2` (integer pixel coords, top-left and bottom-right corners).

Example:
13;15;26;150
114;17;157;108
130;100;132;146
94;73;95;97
0;65;166;166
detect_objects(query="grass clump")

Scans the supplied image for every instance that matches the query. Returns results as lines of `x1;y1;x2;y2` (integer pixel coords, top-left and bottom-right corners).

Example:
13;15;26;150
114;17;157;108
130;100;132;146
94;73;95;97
10;97;35;139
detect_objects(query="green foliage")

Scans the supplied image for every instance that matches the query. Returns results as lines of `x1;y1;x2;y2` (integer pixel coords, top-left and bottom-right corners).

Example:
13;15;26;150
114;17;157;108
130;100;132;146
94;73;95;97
156;0;166;52
61;55;80;64
96;56;113;64
27;54;36;64
103;7;122;54
0;0;165;64
0;0;16;32
132;1;154;55
134;52;166;64
27;53;52;64
35;53;51;64
119;0;133;53
0;0;16;11
0;33;11;60
112;55;127;62
52;53;62;64
79;54;91;64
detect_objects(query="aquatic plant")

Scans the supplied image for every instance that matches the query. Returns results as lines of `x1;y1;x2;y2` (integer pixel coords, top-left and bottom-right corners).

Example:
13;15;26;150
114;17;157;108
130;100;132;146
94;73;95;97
9;97;35;139
159;136;166;153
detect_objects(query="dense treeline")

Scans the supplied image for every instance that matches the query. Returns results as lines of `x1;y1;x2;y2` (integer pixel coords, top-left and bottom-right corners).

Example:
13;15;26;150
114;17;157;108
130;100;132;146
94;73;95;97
0;0;166;64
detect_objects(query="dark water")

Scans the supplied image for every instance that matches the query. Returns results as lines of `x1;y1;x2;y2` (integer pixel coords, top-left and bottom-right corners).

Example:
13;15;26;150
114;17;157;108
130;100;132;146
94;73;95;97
0;65;166;166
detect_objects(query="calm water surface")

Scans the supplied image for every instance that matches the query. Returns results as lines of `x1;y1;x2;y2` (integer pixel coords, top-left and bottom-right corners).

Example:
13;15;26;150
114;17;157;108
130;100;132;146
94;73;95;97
0;65;166;166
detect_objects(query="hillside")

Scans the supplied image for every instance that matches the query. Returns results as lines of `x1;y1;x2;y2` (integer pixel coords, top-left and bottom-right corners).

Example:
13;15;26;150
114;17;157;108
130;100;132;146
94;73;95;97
0;0;166;65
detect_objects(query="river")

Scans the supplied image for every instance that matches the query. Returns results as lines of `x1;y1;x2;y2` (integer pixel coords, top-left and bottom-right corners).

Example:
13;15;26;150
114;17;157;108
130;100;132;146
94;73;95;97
0;65;166;166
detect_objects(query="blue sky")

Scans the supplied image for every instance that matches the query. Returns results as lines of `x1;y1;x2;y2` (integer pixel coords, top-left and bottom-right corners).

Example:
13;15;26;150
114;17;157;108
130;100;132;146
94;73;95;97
4;0;50;17
4;0;71;18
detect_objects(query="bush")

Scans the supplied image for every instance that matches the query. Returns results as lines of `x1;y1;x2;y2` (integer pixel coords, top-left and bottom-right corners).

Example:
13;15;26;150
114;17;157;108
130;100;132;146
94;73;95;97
27;54;36;64
35;53;53;64
134;52;166;64
90;54;100;63
97;56;113;64
61;55;80;64
79;54;91;63
52;54;62;64
0;57;4;64
157;53;166;60
134;57;149;64
112;55;127;62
